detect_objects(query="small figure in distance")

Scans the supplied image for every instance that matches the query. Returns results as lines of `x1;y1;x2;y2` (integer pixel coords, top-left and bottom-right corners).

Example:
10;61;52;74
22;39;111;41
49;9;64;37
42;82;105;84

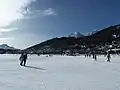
92;51;97;61
94;53;97;61
107;52;111;63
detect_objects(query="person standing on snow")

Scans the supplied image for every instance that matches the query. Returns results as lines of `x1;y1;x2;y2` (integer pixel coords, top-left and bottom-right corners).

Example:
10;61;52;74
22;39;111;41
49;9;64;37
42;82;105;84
92;52;95;59
19;53;28;66
94;53;97;61
107;53;111;62
92;51;97;61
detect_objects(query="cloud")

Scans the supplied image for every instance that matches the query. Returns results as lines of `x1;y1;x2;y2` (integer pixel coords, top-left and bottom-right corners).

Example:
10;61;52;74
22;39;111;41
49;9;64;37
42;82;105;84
43;8;57;16
0;28;17;33
0;27;16;44
0;37;14;44
0;0;58;27
0;0;36;27
0;37;14;41
22;8;57;19
0;27;17;36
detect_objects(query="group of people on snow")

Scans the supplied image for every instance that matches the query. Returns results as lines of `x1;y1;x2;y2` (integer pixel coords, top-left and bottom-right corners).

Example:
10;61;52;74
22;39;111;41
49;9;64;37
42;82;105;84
85;51;111;62
19;50;112;67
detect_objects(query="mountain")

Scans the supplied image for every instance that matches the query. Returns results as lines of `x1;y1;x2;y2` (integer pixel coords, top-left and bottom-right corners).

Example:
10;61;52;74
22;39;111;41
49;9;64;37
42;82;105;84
88;25;120;43
0;44;22;54
88;30;99;36
0;44;16;50
25;24;120;54
68;32;84;38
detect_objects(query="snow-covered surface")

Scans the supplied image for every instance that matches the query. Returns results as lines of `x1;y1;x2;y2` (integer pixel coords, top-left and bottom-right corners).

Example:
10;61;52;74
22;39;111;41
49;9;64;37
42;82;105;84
0;54;120;90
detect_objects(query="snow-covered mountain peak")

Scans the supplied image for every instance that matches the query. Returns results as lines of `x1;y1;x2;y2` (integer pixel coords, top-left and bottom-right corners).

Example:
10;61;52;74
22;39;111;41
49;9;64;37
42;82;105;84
68;31;84;38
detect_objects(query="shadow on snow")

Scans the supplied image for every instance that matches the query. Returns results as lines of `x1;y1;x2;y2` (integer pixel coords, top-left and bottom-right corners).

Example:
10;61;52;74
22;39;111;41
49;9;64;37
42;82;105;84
24;65;46;70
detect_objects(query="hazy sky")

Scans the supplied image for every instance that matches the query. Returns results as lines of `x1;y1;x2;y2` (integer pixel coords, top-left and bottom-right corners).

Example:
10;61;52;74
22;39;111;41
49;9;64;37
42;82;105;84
0;0;120;49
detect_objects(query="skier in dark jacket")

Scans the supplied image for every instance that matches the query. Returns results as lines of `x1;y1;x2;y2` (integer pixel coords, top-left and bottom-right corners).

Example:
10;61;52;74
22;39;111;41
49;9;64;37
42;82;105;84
20;53;28;66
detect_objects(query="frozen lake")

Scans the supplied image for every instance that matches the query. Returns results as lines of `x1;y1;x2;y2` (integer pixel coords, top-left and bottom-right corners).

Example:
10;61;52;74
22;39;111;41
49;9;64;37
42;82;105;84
0;54;120;90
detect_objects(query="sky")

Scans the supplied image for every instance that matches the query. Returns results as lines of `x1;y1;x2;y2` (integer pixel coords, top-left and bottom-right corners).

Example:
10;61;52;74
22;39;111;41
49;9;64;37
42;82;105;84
0;0;120;49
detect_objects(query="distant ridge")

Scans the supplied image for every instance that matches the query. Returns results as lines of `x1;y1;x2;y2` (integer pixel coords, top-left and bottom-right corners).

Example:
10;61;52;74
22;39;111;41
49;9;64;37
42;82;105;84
25;24;120;54
0;44;16;50
0;44;21;54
